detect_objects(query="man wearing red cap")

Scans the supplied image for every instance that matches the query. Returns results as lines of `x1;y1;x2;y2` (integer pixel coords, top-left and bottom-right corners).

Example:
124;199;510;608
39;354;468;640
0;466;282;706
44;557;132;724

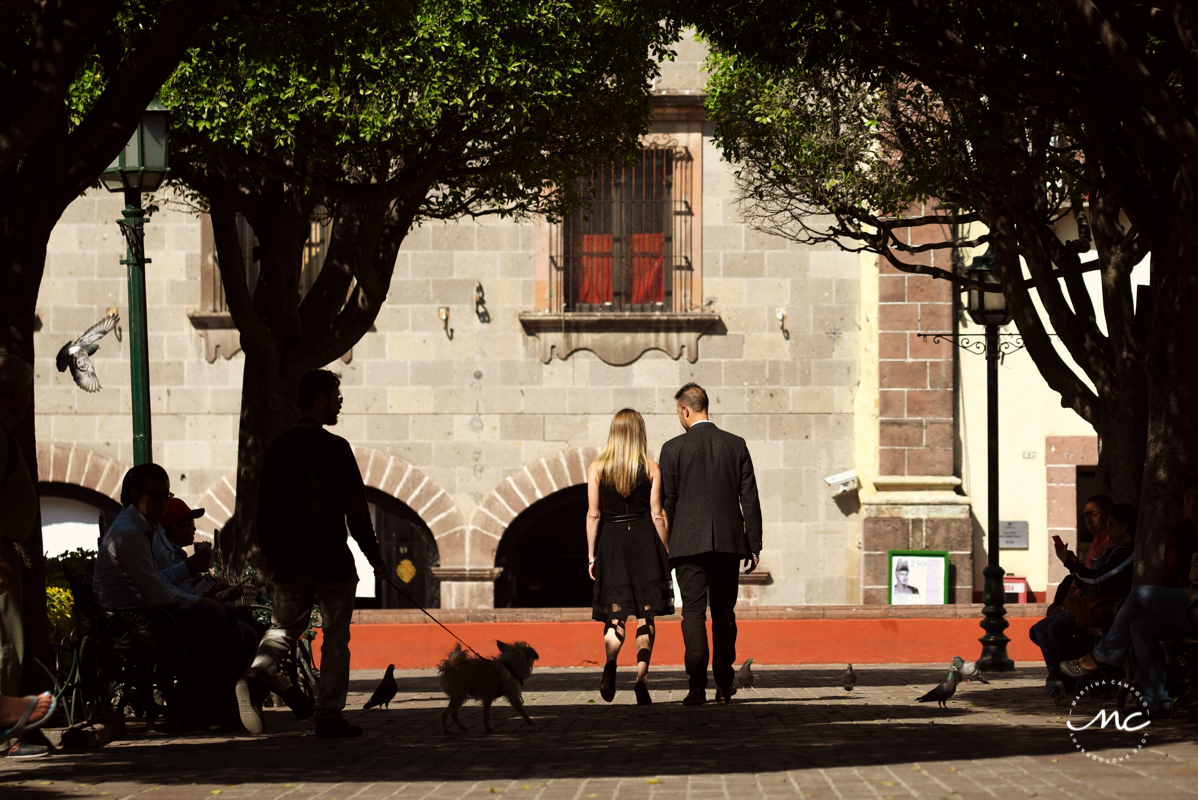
154;498;215;595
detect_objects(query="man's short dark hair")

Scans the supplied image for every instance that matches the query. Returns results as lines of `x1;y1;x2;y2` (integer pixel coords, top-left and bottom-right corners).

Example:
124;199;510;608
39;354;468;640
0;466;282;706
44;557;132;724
674;382;709;413
120;463;169;507
1085;494;1115;512
298;369;341;410
1183;473;1198;494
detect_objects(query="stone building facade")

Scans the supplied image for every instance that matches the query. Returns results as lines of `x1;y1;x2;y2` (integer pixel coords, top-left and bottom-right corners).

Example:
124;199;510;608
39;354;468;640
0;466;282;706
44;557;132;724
32;37;881;609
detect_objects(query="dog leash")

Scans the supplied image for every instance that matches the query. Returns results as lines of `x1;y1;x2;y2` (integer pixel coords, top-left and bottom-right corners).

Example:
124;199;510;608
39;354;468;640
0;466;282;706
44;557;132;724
379;573;486;659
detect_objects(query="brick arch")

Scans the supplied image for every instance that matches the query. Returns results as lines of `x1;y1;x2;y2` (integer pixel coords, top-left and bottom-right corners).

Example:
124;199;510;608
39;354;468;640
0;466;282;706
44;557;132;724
35;444;128;503
196;447;468;566
469;446;599;568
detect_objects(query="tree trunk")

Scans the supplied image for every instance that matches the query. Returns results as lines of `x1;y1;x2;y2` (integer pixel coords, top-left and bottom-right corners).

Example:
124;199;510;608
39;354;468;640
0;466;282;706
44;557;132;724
0;202;52;694
1135;259;1198;585
225;348;302;576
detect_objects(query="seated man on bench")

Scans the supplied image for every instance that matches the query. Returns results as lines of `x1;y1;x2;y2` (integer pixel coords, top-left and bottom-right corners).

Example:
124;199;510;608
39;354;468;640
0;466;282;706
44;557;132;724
93;463;252;729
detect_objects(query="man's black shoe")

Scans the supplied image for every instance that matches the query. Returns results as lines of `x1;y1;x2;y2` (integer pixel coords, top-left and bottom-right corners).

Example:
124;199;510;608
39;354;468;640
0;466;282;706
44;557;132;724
281;686;316;720
315;718;363;738
715;684;737;704
682;689;706;705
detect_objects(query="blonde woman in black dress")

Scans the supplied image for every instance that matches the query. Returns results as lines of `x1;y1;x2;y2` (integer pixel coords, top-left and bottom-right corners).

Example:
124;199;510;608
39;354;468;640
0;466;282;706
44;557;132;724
587;408;673;705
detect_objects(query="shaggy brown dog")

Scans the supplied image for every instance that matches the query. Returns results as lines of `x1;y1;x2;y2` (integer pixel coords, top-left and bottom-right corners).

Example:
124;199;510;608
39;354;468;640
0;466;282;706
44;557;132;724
437;640;539;734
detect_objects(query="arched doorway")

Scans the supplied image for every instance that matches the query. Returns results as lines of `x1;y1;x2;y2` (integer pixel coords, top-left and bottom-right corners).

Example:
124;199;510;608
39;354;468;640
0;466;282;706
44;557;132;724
39;483;122;557
494;485;589;608
355;488;440;610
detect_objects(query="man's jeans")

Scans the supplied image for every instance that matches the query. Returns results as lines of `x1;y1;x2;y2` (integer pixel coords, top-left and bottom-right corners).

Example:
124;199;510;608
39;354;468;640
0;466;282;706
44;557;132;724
1093;585;1198;710
245;578;357;722
1030;611;1087;681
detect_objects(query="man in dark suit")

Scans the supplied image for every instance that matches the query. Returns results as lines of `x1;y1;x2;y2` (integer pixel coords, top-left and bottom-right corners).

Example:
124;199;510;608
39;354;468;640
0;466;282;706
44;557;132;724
660;382;762;705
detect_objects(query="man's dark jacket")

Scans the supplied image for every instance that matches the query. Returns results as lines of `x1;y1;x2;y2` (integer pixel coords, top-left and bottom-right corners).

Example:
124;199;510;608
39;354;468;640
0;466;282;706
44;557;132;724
257;425;383;584
659;421;762;559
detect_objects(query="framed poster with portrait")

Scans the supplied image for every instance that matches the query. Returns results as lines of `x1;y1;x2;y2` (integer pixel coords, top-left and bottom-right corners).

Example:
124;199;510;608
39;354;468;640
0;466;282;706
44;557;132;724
887;550;949;605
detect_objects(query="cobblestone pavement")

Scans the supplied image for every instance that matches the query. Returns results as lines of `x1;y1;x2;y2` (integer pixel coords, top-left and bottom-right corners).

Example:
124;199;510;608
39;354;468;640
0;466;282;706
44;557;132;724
3;664;1197;799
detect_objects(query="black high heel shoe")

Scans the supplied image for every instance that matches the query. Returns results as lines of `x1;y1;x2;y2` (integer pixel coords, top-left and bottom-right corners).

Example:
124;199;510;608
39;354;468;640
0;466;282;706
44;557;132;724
634;680;651;706
600;660;617;702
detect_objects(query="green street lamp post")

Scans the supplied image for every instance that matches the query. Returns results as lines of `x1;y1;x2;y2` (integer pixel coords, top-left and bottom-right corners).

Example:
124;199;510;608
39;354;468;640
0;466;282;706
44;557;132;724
965;246;1016;672
100;98;170;466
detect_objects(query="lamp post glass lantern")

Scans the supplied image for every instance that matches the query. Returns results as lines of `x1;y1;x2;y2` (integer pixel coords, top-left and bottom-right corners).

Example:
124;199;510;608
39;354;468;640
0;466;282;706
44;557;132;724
101;97;170;466
966;245;1015;671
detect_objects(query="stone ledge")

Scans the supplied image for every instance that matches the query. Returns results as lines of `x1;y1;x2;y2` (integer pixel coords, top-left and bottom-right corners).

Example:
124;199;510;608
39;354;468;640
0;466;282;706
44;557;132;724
518;312;722;366
431;567;504;582
350;602;1050;625
864;474;970;508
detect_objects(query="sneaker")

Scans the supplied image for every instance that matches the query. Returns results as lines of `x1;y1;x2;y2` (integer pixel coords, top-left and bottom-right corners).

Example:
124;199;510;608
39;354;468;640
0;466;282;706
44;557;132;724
315;717;362;738
6;743;49;759
235;675;269;736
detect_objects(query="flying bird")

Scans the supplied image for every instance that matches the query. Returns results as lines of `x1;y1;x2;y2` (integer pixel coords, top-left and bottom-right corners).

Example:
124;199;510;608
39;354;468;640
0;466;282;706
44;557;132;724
951;655;990;684
363;664;397;710
842;664;857;692
917;669;960;709
735;658;755;690
56;311;119;392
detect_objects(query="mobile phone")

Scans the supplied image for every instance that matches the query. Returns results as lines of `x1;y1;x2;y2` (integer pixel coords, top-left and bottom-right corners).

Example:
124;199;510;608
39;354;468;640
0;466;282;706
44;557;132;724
1052;535;1065;549
194;574;217;596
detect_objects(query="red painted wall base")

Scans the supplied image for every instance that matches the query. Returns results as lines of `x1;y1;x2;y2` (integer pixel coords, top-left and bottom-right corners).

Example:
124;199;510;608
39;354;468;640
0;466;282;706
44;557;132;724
315;618;1043;670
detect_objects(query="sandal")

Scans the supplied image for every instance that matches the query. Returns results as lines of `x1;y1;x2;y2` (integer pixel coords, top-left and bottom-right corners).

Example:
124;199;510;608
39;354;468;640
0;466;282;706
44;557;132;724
599;661;617;703
634;680;651;706
0;693;56;742
1060;654;1108;679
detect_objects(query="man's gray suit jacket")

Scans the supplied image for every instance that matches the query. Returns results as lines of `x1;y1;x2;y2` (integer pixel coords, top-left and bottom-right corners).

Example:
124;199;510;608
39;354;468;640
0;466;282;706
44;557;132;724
659;422;763;560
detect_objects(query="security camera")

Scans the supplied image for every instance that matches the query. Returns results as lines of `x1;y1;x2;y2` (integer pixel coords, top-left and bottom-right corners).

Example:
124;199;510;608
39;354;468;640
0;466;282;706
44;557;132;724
824;469;858;497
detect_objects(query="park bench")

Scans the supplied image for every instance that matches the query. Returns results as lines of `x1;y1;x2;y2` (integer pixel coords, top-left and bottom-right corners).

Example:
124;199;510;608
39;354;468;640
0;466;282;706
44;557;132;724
66;573;186;731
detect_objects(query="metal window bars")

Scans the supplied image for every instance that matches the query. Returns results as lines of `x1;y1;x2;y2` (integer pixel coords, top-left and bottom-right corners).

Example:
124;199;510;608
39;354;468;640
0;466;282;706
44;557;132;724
550;143;694;313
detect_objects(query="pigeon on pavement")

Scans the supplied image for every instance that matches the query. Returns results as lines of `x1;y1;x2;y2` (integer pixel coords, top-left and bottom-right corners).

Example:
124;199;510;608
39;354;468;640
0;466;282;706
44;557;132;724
951;655;990;684
735;658;755;689
364;664;397;710
842;664;857;692
917;669;960;709
56;311;119;392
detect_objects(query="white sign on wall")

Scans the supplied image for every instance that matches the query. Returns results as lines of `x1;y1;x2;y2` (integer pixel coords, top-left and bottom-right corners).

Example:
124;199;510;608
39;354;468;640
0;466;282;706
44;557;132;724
1000;520;1029;550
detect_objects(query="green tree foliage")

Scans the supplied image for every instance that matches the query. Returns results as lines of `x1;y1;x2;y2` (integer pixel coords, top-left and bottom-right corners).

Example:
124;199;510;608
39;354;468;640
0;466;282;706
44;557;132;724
0;0;222;694
161;0;678;571
649;1;1198;581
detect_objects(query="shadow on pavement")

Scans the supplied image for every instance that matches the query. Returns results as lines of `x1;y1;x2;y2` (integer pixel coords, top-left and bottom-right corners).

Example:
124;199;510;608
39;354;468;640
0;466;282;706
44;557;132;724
5;667;1192;797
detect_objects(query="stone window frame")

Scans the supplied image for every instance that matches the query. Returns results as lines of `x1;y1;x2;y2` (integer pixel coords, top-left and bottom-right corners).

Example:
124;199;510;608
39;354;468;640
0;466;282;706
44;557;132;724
520;100;720;366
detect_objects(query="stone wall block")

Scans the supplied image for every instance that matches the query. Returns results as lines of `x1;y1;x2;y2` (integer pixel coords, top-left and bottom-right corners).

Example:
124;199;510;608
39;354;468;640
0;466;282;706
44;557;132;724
906;448;953;475
527;460;555;496
471;511;506;539
545;455;572;491
880;419;925;448
509;470;539;506
862;515;911;553
479;493;516;526
566;448;588;485
493;481;523;518
467;530;500;568
66;449;89;486
435;528;467;567
924;517;971;551
396;468;425;505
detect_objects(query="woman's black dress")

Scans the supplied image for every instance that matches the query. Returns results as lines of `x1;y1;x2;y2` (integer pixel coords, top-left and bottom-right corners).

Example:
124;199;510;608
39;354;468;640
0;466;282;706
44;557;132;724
591;466;675;622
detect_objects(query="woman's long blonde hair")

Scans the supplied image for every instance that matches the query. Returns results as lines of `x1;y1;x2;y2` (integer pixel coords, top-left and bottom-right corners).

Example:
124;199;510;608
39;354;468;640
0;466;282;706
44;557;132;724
593;408;648;497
